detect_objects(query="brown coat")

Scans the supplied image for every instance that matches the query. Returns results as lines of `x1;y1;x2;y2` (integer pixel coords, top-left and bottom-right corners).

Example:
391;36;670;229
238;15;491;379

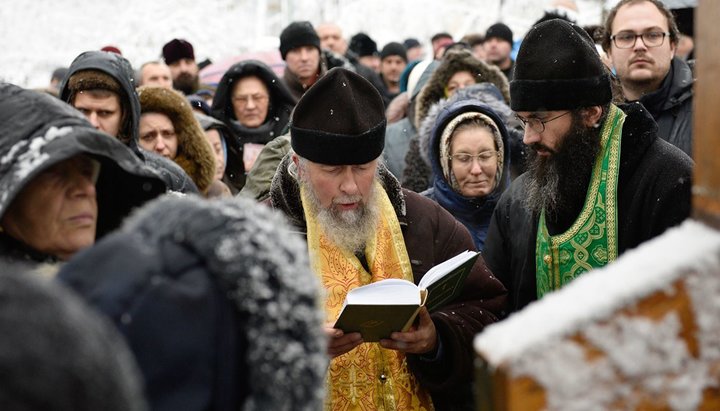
268;154;507;409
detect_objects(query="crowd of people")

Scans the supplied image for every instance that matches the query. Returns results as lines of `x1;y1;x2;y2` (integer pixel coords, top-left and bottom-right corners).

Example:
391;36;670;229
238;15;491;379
0;0;697;409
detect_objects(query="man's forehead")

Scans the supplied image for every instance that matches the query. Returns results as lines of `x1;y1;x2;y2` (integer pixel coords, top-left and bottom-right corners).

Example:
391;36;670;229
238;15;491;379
614;1;669;29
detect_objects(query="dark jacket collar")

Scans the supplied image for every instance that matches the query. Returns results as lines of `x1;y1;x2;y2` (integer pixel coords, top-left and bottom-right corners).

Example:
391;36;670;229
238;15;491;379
638;57;694;115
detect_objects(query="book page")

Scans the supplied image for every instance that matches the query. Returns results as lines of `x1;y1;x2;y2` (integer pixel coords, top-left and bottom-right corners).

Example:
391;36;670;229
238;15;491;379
344;279;420;306
418;250;477;290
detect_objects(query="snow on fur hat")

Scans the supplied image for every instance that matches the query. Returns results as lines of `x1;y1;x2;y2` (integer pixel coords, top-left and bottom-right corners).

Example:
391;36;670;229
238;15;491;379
291;68;386;165
137;86;215;194
162;39;195;65
67;69;123;95
279;21;320;60
510;19;611;111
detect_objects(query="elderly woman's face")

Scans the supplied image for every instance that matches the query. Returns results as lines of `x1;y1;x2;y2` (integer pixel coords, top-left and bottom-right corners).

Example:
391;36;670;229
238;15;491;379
1;155;99;260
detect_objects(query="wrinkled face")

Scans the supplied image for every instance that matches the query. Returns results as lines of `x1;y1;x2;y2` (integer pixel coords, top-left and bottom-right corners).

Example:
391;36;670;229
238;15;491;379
1;155;99;260
73;91;122;137
139;112;178;159
446;71;476;96
205;129;226;180
231;76;270;128
285;46;321;83
380;55;407;84
608;1;676;90
483;37;512;65
317;23;347;55
141;63;173;89
450;127;498;197
295;156;378;212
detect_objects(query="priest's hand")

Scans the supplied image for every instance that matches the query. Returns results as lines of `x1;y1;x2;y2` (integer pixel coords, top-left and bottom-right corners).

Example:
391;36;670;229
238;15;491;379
380;307;438;355
325;324;363;358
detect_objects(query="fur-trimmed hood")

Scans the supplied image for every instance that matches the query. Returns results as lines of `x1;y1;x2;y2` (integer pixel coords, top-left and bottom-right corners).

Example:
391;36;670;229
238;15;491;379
211;60;296;146
138;86;216;194
58;195;328;411
269;153;406;231
414;50;510;131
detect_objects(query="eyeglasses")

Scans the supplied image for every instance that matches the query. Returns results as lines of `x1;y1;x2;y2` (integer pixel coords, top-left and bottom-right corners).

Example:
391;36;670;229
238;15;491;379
516;111;571;134
610;31;670;49
232;94;269;107
449;151;498;167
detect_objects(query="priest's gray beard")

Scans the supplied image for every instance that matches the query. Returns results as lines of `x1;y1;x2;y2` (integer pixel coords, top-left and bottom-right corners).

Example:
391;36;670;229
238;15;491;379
299;173;381;254
523;113;602;219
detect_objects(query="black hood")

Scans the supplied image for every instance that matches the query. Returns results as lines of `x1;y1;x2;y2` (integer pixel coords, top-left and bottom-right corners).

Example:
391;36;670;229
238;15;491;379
0;83;166;242
210;60;296;145
59;50;143;155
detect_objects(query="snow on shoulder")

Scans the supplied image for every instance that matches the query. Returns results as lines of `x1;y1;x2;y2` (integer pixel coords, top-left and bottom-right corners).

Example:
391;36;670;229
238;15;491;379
474;220;720;410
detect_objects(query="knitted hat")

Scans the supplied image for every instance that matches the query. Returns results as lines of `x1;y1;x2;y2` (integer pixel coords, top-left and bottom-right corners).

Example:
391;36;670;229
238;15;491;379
291;68;386;165
279;21;320;60
403;38;421;49
510;19;611;111
349;33;378;57
380;42;408;62
67;69;123;95
485;23;514;45
162;39;195;65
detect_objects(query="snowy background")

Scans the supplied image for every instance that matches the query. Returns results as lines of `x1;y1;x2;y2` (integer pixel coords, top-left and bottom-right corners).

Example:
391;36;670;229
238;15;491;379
1;0;610;90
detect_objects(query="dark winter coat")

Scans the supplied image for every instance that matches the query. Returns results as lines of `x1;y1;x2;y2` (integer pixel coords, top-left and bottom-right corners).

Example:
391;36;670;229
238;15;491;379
483;102;693;315
402;50;510;192
0;270;147;411
195;113;246;194
637;57;694;157
211;60;296;147
421;84;513;251
0;83;166;267
268;154;507;409
58;50;198;194
57;195;327;411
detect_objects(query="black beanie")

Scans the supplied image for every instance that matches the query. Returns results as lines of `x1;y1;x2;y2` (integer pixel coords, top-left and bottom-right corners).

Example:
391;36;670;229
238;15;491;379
349;33;378;57
162;39;195;65
380;42;408;62
279;21;320;60
485;23;514;45
510;19;611;111
291;68;386;165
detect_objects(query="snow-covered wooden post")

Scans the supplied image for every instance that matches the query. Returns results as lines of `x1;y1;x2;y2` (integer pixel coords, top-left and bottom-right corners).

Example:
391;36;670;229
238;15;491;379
692;0;720;229
474;1;720;409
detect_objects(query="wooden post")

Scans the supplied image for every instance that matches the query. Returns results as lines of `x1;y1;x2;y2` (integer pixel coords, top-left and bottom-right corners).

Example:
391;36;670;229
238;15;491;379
692;0;720;229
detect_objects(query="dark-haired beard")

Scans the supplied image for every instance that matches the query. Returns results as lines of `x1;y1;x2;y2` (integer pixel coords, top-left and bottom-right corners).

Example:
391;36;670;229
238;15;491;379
523;114;602;231
173;73;199;95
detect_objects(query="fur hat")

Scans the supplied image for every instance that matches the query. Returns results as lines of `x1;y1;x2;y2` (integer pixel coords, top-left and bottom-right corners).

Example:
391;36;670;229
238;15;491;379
279;21;320;60
380;42;408;62
510;19;611;111
137;86;215;194
349;33;378;57
291;68;386;165
67;69;123;95
162;39;195;65
485;23;514;45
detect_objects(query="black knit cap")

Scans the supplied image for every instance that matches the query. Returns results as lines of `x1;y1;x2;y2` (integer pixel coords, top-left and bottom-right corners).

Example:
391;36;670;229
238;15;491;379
380;42;408;62
485;23;514;45
291;68;386;165
279;21;320;60
349;33;378;57
162;39;195;65
510;19;611;111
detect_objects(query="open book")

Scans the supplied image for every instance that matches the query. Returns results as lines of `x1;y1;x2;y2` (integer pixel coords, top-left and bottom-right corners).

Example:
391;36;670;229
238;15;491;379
333;250;479;342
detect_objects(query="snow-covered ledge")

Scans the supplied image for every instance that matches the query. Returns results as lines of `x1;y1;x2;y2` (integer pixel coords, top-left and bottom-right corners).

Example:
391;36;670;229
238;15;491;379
474;220;720;410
